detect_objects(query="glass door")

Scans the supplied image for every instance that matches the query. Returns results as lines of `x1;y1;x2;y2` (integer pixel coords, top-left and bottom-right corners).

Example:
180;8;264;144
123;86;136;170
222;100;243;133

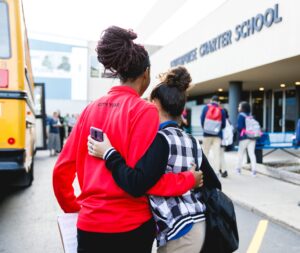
285;89;297;132
273;91;283;132
251;91;264;129
34;83;47;150
272;89;297;132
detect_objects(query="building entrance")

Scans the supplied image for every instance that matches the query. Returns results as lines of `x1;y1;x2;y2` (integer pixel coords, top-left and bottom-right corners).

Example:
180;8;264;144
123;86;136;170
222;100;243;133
273;89;297;132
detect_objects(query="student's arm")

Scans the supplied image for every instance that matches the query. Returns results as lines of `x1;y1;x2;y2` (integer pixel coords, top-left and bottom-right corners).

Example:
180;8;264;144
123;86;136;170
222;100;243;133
237;114;245;132
201;106;207;127
104;133;196;197
221;109;226;129
52;107;89;212
49;118;55;127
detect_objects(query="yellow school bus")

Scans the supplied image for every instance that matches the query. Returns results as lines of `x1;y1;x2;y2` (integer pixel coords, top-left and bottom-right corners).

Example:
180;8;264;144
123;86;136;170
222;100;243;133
0;0;35;186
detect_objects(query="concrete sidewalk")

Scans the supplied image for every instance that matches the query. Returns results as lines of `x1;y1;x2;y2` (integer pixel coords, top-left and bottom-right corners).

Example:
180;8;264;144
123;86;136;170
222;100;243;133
219;150;300;233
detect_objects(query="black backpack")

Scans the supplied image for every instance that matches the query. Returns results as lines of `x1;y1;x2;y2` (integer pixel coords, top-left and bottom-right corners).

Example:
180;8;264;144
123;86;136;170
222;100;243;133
200;188;239;253
190;136;239;253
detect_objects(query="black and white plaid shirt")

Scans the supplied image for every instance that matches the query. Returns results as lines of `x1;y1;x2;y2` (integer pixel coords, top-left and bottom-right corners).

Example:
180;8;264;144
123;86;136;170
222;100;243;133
149;126;206;247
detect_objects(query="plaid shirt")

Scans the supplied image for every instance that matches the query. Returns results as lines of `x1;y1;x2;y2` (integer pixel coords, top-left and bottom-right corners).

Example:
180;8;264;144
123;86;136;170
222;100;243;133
149;126;206;247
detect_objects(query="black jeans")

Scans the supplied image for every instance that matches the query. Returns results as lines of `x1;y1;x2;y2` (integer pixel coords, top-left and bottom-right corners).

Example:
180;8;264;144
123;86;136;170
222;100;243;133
77;218;156;253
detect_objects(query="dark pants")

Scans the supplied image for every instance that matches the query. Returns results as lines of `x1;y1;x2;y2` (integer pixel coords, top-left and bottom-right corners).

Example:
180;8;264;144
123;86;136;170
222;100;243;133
77;218;156;253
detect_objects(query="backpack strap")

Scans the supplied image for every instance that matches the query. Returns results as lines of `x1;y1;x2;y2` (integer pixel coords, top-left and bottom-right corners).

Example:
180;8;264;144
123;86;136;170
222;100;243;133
240;112;252;118
239;113;247;137
189;134;201;171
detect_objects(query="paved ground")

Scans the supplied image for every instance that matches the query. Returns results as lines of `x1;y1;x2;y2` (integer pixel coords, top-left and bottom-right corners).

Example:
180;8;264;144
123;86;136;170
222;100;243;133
234;205;300;253
0;150;300;253
0;152;62;253
220;150;300;233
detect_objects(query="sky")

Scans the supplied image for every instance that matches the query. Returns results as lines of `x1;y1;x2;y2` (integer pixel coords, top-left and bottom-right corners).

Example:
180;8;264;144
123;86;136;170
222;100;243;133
23;0;227;46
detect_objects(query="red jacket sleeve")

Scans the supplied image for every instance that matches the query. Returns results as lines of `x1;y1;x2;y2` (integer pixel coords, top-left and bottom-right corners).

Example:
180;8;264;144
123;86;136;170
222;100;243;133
147;171;195;196
52;108;88;213
106;133;196;197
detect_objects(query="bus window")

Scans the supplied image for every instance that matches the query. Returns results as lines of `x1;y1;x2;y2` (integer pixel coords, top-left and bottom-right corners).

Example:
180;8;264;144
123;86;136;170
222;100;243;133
0;1;11;59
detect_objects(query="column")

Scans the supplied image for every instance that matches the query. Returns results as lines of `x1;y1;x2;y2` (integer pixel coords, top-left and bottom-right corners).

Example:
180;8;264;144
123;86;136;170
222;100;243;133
229;81;242;127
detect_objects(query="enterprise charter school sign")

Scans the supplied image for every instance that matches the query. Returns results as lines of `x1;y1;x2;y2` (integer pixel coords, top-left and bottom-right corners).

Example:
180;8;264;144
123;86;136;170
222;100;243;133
170;4;282;67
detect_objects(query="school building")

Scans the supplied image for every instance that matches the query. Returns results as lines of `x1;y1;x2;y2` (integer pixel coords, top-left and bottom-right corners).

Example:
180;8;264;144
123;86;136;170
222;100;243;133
146;0;300;134
29;35;161;116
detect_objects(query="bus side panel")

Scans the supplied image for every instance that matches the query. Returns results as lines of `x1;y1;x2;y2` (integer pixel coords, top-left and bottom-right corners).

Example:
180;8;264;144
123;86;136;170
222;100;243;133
0;99;25;149
25;102;35;170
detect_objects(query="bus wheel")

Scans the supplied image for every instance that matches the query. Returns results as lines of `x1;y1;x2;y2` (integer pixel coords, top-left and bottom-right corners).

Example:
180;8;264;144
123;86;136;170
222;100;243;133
15;162;34;187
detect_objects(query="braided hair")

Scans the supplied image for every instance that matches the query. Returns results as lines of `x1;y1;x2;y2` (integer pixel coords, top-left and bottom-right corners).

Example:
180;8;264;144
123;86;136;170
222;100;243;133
96;26;150;82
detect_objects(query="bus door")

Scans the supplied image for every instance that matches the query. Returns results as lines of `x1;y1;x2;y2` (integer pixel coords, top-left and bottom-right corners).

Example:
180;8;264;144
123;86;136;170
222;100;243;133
34;83;47;150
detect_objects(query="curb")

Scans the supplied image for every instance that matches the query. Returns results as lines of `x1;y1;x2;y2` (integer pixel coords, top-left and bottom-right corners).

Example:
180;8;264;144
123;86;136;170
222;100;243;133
243;163;300;186
226;193;300;236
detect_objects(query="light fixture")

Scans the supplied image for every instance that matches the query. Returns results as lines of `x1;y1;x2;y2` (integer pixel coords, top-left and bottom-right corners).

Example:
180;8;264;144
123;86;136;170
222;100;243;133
280;83;286;88
218;88;223;92
295;81;300;85
259;87;264;91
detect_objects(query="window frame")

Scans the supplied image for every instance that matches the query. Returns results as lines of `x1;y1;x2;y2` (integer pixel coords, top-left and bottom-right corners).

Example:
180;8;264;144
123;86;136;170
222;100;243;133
0;0;12;59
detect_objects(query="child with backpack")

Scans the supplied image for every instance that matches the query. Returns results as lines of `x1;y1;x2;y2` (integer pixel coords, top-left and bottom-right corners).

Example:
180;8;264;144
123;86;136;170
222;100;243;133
236;101;261;177
201;96;226;176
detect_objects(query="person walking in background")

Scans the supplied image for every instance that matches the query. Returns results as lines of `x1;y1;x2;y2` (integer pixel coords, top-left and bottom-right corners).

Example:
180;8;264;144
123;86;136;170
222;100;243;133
67;114;77;136
64;113;70;137
236;101;258;176
219;108;234;178
48;111;61;156
57;110;65;152
180;107;189;133
201;95;226;175
87;66;221;253
52;26;202;253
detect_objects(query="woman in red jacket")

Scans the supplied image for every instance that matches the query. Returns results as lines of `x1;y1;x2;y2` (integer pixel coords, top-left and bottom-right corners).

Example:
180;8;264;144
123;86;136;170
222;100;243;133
52;26;201;253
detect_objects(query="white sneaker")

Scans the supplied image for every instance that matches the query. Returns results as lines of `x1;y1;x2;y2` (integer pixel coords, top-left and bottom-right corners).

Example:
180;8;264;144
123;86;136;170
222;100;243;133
236;168;241;174
251;170;257;177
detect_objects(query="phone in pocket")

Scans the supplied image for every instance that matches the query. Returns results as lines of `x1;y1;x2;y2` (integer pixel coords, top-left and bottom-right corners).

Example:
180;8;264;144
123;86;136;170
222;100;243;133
90;127;104;142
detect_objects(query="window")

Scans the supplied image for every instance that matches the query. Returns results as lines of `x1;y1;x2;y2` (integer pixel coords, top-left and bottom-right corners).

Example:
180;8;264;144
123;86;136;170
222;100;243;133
0;1;11;58
251;91;264;128
285;89;297;132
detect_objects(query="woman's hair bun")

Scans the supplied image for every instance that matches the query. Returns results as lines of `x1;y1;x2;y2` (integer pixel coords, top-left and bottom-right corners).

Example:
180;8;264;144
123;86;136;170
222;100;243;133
161;66;191;91
112;26;137;42
96;26;149;81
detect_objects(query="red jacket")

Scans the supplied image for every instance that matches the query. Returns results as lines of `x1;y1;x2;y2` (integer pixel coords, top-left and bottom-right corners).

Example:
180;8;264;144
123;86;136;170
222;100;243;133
53;86;195;233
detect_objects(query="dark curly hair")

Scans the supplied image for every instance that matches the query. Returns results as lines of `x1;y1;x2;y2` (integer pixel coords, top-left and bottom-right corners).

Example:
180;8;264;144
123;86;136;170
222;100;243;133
150;66;192;117
239;101;251;113
96;26;150;82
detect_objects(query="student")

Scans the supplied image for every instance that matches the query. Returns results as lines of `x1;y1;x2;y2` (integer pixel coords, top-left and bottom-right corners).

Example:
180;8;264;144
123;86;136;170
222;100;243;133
236;101;257;176
88;66;221;253
180;107;189;132
48;111;61;156
200;96;226;174
52;26;202;253
220;108;234;178
57;110;65;152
